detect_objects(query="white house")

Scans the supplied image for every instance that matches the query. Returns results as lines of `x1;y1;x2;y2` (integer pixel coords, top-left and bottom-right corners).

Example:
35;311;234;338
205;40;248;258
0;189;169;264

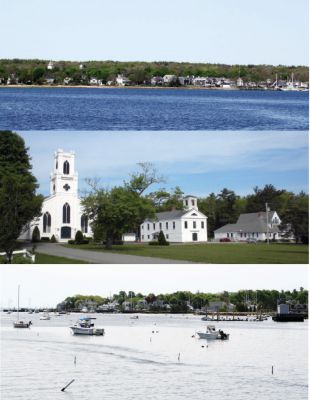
140;195;208;243
163;75;177;85
20;150;91;242
47;61;54;70
214;211;282;242
116;74;130;86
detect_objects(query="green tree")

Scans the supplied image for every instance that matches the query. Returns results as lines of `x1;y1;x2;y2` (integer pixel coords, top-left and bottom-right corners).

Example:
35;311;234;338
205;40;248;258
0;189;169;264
32;226;40;242
0;131;43;262
75;230;84;244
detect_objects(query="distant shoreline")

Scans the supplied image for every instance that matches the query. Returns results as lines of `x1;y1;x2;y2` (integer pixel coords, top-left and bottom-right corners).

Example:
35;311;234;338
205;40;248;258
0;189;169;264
0;84;268;91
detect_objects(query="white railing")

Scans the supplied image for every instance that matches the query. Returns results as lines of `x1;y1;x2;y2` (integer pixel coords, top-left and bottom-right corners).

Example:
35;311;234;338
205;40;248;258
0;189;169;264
0;249;35;263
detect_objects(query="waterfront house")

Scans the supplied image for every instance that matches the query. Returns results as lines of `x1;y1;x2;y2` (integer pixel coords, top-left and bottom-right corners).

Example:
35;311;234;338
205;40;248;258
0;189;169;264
116;74;130;86
208;301;236;312
45;77;55;85
151;76;164;86
163;75;177;85
214;211;282;242
47;61;54;70
19;150;92;242
140;195;208;243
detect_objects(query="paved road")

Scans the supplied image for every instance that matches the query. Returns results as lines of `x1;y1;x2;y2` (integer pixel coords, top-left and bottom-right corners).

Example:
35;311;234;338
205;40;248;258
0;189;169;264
34;243;190;264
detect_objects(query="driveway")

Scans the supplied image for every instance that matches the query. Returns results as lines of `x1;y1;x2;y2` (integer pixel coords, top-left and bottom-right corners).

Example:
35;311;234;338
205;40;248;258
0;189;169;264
34;243;190;264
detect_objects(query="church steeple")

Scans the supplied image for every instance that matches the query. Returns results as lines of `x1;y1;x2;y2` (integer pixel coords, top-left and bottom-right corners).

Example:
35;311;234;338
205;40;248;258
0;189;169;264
50;150;78;196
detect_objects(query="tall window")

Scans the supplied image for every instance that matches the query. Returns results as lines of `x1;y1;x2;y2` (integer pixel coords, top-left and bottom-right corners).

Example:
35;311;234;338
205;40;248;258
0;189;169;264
201;221;204;229
63;203;70;223
81;215;88;233
63;160;70;175
153;223;156;230
43;212;51;233
193;221;196;229
184;221;188;229
173;221;175;229
166;222;168;230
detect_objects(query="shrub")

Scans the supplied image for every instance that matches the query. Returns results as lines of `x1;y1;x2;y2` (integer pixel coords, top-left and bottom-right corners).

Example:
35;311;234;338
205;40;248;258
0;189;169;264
32;226;40;242
41;237;50;242
75;230;84;244
158;230;170;246
113;239;124;245
68;239;75;245
50;235;57;243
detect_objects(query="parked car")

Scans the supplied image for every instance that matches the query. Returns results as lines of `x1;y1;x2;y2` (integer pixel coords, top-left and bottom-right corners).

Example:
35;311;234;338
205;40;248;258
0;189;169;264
220;238;231;242
247;238;257;244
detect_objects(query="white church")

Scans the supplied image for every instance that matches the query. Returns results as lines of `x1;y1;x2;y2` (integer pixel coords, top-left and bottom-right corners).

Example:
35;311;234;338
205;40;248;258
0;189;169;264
140;196;208;243
21;150;91;242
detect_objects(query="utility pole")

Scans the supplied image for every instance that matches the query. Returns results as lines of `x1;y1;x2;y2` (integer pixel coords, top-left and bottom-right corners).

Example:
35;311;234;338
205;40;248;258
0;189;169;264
266;203;270;245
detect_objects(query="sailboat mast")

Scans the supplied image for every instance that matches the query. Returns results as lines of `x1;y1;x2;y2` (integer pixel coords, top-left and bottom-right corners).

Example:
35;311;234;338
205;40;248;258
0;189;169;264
17;285;20;321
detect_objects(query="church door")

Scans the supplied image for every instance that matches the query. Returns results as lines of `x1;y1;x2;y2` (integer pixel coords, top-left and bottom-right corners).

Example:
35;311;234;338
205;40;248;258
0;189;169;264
192;232;198;241
61;226;71;239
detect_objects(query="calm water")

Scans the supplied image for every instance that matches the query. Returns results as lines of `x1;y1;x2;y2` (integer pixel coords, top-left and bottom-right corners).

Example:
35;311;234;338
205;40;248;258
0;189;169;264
0;88;308;130
1;312;308;400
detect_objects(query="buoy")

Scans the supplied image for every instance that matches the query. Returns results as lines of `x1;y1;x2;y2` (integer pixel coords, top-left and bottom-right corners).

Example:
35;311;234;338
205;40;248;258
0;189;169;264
61;379;75;392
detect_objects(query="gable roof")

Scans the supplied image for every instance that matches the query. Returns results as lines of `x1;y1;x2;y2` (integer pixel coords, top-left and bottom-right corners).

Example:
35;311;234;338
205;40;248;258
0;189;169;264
214;211;280;233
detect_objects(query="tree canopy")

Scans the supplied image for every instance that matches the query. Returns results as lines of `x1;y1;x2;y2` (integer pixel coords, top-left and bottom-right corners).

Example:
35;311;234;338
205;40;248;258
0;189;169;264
0;131;43;261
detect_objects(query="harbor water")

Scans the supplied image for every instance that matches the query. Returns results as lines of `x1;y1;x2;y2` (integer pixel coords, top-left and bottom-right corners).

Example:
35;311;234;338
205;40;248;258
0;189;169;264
1;312;308;400
0;88;308;130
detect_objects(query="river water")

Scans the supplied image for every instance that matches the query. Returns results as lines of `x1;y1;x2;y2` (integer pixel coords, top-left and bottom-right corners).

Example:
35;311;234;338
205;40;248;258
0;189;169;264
1;312;307;400
0;88;308;130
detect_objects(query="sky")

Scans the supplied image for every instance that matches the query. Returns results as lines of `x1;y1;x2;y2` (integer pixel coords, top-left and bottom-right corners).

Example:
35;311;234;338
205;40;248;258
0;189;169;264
20;131;309;197
1;0;308;65
0;265;308;308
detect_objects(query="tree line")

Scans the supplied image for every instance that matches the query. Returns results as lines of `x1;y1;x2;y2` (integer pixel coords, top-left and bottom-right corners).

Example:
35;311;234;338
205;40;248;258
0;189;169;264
0;59;308;85
60;288;308;313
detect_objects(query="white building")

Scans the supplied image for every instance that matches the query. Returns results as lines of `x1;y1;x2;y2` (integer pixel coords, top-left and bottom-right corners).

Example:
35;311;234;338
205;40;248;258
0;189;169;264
214;211;282;242
116;74;130;86
163;75;177;85
20;150;91;242
47;61;54;70
140;195;208;243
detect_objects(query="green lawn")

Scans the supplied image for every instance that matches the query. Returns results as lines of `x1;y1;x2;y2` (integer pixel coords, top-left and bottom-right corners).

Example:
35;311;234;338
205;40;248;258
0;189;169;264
35;253;88;264
64;242;309;264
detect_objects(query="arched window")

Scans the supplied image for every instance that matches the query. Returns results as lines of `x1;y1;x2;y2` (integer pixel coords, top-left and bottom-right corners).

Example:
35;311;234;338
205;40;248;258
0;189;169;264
63;160;70;175
81;215;88;233
43;212;51;233
63;203;70;223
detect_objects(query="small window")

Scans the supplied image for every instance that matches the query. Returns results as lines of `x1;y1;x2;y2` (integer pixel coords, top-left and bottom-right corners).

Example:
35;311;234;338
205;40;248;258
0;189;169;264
185;200;188;206
142;235;144;240
153;223;156;230
240;232;243;238
142;225;144;230
43;212;51;233
173;221;175;229
147;223;150;231
166;234;169;239
184;221;188;229
147;235;150;239
159;222;162;230
244;233;247;238
193;221;196;229
227;233;229;238
256;233;259;238
191;199;195;206
63;160;70;175
166;222;168;230
81;215;88;233
201;221;204;229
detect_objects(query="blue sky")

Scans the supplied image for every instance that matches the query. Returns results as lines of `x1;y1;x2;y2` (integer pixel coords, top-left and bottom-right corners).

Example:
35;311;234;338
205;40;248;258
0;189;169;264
2;0;308;65
20;131;308;198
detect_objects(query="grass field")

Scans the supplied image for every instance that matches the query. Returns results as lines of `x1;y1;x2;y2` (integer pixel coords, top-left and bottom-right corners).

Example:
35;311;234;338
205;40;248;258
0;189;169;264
64;243;309;264
35;254;88;264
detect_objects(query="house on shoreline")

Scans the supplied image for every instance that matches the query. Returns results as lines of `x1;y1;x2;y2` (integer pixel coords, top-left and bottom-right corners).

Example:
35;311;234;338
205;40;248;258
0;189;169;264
214;211;283;242
140;196;208;243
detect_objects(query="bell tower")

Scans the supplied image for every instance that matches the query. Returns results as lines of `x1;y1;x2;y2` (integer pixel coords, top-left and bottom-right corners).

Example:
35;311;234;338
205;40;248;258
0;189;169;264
183;195;198;211
50;149;78;196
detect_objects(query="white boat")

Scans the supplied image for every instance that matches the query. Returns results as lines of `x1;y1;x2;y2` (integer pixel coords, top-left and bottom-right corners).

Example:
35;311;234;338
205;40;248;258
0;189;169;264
70;316;104;336
197;325;229;340
13;285;32;329
40;311;51;320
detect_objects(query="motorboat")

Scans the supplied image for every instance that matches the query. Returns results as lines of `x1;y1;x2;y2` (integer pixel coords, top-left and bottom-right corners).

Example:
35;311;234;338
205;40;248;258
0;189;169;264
197;325;229;340
13;285;32;329
130;315;139;319
40;311;51;320
70;316;104;336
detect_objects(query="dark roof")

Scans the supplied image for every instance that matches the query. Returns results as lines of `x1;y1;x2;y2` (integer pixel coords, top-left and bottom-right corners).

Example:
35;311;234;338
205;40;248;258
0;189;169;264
155;210;188;220
214;211;280;233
